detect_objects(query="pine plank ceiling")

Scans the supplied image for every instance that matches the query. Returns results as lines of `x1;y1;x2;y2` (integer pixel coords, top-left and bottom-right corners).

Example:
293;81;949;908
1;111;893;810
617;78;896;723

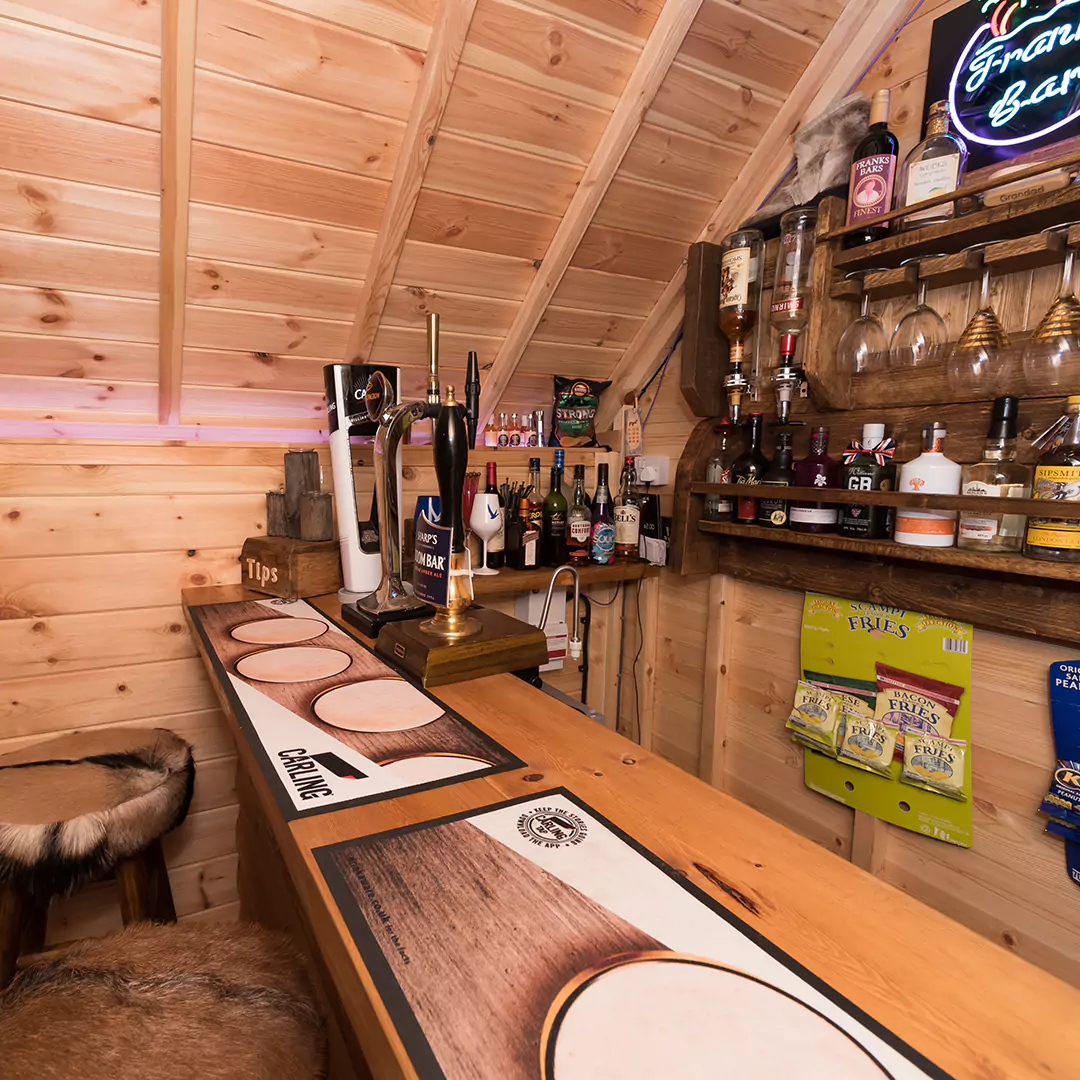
0;0;861;429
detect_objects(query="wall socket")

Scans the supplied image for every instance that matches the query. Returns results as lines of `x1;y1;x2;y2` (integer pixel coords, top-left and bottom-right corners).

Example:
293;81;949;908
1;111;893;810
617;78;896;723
635;455;670;487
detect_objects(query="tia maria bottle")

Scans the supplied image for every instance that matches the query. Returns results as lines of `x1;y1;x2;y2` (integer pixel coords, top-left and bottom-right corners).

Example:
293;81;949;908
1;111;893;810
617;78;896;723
732;412;769;524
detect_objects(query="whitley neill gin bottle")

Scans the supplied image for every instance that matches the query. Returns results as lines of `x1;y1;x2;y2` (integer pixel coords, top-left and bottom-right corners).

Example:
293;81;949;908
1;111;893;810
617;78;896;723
894;423;961;548
733;413;769;524
839;423;896;539
757;432;795;528
790;426;840;533
845;89;899;248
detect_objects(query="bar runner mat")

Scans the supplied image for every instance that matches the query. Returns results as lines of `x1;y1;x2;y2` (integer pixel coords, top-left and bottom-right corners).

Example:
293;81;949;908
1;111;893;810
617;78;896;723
314;789;952;1080
187;598;524;820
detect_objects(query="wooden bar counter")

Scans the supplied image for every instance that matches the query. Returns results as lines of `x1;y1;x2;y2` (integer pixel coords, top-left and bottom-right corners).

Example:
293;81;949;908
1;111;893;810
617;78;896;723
184;585;1080;1080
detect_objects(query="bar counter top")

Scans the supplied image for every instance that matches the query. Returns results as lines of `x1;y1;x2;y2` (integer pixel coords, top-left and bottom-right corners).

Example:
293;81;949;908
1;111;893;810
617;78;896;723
183;584;1080;1080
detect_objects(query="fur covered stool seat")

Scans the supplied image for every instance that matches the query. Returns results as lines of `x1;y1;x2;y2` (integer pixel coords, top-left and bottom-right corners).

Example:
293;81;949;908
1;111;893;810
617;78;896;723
0;728;194;986
0;922;327;1080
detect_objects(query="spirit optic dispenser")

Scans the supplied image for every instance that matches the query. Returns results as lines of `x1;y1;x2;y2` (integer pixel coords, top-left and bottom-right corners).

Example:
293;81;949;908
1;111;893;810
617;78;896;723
769;206;816;423
717;228;764;425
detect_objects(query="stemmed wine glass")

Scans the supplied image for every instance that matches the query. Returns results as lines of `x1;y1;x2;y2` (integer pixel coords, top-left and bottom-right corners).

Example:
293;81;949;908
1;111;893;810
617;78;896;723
1024;224;1080;395
837;272;888;378
469;490;500;575
890;257;947;368
947;255;1009;395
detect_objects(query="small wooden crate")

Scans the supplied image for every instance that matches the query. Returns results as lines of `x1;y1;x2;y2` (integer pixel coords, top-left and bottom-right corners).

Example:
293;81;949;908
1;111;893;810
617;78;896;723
240;536;342;599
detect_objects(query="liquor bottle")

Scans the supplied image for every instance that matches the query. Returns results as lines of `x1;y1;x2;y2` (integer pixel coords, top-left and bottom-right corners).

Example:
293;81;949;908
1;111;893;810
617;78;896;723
496;413;509;449
790;426;840;533
732;412;769;524
526;457;544;535
704;418;736;522
894;423;961;547
484;460;505;568
718;228;764;416
553;448;581;507
590;463;615;564
614;456;642;558
508;413;522;447
566;465;591;564
533;409;545;448
959;396;1031;553
769;206;816;421
897;99;968;230
483;417;498;447
541;465;568;566
1025;395;1080;563
839;423;896;539
509;495;539;569
757;431;794;528
844;88;900;248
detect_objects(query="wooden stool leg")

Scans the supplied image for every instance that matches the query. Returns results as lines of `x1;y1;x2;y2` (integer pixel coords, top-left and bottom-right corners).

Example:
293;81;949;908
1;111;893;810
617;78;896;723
115;839;177;925
0;882;31;989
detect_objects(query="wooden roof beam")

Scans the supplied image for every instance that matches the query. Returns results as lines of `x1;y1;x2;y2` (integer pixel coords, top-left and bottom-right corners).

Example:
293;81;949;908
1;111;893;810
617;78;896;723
344;0;478;363
159;0;198;425
477;0;706;429
595;0;921;431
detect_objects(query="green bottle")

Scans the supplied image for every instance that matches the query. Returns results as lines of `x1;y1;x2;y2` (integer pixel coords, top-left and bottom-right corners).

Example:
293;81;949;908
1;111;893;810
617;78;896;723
542;465;568;566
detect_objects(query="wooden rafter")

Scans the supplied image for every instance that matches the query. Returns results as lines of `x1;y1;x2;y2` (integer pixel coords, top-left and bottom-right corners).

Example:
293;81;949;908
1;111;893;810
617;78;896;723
159;0;198;425
344;0;479;363
477;0;706;429
595;0;921;430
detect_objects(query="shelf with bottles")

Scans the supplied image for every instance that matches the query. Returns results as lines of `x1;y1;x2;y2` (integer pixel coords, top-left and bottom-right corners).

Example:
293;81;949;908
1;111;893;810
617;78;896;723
694;519;1080;584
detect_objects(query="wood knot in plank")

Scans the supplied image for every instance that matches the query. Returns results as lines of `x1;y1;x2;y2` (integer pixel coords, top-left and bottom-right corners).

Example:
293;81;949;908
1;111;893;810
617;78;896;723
693;861;761;917
522;773;544;782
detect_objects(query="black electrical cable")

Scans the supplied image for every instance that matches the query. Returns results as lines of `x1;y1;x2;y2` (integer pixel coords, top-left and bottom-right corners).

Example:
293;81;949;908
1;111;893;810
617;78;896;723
578;594;591;706
631;578;645;745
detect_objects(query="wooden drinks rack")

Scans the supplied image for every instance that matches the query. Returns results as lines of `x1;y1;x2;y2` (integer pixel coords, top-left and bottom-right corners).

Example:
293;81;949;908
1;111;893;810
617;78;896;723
674;171;1080;646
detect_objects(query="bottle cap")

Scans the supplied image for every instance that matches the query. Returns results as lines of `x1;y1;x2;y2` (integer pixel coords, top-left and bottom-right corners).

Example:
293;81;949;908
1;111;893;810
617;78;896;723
574;464;585;479
988;395;1020;439
862;422;886;443
718;417;731;426
529;457;540;469
922;422;947;450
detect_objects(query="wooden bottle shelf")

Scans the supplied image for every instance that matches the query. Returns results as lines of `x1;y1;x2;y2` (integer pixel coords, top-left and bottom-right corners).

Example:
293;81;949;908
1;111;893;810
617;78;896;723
688;482;1080;521
471;559;657;599
696;519;1080;584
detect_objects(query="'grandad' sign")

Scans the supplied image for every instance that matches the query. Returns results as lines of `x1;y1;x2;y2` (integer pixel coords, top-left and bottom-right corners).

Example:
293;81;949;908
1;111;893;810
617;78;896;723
926;0;1080;172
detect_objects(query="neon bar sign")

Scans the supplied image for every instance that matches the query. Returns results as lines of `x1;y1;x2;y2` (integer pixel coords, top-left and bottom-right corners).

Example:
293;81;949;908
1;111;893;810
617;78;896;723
948;0;1080;148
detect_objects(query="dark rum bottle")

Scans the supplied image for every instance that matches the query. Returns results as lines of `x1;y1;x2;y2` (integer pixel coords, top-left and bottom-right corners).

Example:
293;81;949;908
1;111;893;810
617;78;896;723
757;431;794;528
732;412;769;524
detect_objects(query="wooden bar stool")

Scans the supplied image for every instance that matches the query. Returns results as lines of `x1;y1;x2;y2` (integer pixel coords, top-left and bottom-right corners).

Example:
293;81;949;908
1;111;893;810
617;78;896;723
0;727;194;986
0;921;326;1079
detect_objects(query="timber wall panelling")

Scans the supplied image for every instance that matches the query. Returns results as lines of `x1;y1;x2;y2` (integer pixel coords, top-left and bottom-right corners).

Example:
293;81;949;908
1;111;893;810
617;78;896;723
0;0;853;431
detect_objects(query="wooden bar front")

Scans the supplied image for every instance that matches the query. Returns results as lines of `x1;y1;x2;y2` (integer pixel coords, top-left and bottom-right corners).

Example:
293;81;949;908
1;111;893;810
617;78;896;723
185;584;1080;1080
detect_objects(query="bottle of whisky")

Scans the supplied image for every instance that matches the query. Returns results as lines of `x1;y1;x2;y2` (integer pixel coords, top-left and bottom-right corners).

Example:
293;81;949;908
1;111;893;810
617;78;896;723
614;456;641;558
790;426;839;533
896;99;968;230
566;464;591;564
844;88;900;248
958;396;1031;553
718;228;764;375
590;463;615;565
732;412;769;524
1025;395;1080;563
757;431;794;528
704;418;736;522
541;465;568;566
839;423;896;539
894;423;961;547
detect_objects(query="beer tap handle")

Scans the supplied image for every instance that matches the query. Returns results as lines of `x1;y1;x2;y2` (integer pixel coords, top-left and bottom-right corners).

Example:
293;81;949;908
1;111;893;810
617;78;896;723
426;312;441;406
433;385;468;553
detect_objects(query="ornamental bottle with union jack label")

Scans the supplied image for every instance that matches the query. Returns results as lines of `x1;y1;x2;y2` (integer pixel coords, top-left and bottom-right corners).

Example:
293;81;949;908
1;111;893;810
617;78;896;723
839;423;896;540
894;423;961;548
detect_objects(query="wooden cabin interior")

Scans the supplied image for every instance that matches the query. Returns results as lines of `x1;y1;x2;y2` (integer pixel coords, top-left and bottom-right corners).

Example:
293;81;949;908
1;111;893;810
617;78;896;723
3;0;1080;1076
